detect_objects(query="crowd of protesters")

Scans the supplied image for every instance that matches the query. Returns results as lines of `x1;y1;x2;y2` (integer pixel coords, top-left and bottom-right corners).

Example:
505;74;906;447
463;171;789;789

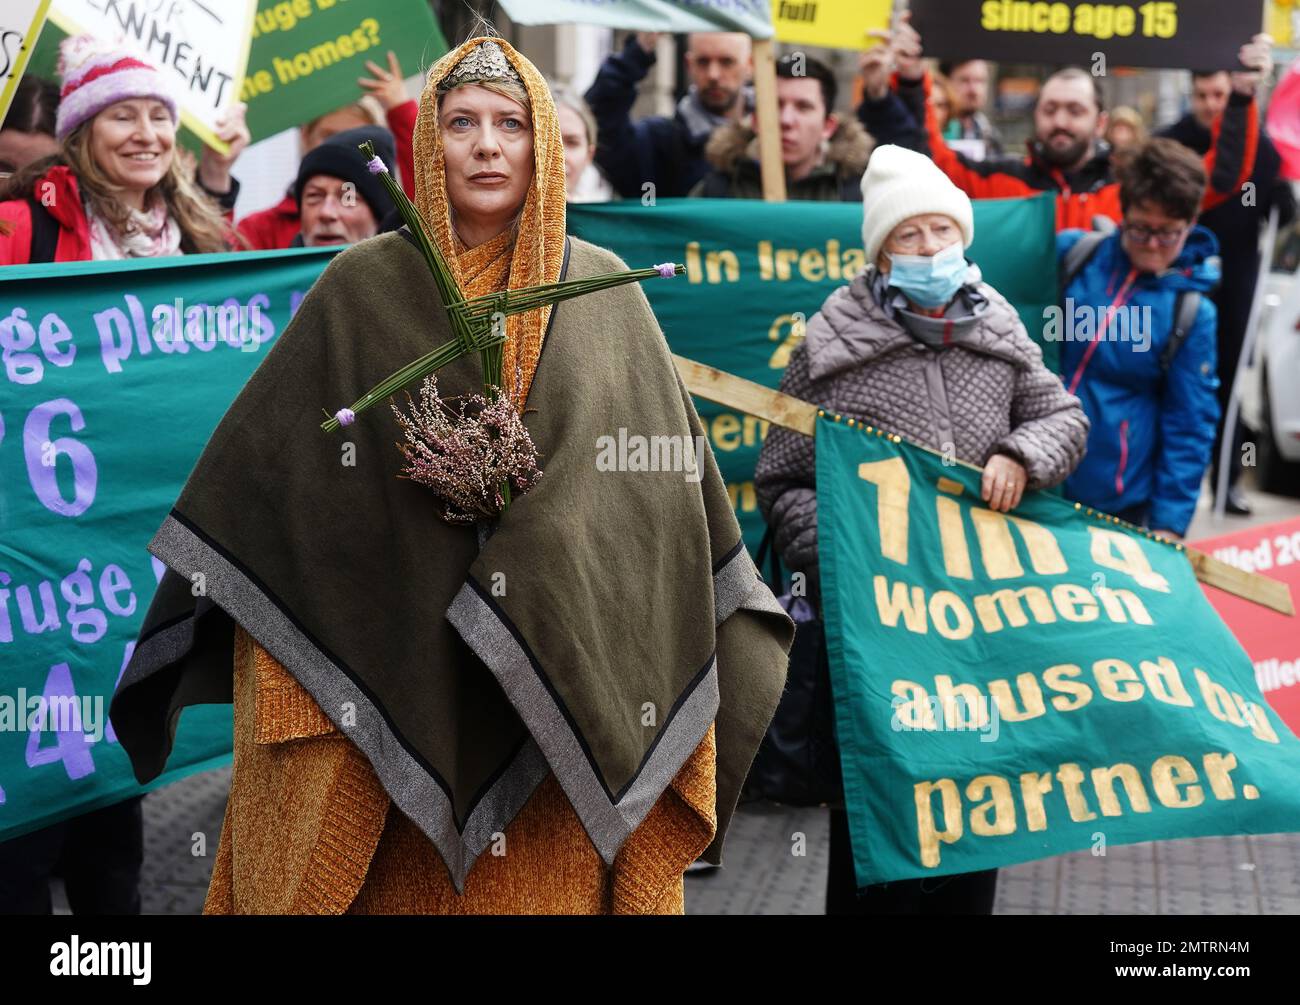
0;18;1292;917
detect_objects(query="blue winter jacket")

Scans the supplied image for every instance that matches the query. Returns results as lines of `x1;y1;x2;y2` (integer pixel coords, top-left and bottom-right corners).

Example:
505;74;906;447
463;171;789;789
1057;226;1221;535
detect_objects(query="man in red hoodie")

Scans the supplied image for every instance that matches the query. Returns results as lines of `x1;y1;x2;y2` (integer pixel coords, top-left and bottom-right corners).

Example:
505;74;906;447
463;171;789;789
859;13;1271;232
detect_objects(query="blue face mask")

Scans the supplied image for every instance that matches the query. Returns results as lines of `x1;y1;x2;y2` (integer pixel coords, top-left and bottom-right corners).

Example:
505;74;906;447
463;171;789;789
886;242;968;309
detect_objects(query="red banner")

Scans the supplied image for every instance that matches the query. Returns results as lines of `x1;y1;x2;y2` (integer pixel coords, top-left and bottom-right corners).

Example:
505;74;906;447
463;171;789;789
1267;61;1300;180
1193;517;1300;736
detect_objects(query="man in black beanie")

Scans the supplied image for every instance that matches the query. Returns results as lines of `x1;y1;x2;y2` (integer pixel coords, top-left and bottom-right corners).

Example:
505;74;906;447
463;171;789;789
293;125;396;246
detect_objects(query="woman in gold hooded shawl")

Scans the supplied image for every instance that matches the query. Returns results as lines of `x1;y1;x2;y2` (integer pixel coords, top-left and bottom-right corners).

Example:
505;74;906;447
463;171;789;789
105;35;792;915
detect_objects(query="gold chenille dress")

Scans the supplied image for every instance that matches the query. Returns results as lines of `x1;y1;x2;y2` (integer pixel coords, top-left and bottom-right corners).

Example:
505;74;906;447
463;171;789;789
202;627;718;914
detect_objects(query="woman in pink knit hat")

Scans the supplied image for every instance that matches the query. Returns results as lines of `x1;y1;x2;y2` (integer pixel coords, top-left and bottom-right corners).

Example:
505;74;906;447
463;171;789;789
0;35;247;264
0;34;248;918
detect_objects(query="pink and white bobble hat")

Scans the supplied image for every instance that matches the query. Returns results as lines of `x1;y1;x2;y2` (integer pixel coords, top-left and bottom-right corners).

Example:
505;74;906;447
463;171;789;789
54;34;180;141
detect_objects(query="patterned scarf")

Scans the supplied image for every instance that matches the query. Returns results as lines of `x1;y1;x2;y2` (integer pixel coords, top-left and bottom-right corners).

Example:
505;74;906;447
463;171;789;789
676;84;755;145
868;262;991;349
412;37;567;409
86;192;182;260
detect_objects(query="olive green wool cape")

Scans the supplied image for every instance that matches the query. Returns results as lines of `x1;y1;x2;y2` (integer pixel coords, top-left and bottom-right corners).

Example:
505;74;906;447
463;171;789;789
110;230;793;891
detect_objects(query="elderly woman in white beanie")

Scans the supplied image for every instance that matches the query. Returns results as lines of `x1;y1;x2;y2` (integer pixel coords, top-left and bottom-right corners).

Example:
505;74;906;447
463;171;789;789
755;144;1089;915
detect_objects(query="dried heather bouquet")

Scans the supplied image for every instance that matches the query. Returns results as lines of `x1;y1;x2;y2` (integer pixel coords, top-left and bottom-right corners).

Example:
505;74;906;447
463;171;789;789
322;142;683;437
391;372;542;524
324;140;682;521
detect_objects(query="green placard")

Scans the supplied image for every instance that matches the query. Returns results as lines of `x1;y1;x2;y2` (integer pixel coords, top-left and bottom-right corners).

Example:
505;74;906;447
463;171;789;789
816;414;1300;886
26;0;447;144
241;0;446;142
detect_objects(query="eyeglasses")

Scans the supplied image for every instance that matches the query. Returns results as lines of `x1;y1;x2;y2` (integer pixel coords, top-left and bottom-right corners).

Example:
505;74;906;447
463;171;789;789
1122;222;1187;247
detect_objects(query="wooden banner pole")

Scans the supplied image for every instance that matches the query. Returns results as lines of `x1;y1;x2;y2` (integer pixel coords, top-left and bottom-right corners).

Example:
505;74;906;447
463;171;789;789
750;38;787;203
672;354;1295;616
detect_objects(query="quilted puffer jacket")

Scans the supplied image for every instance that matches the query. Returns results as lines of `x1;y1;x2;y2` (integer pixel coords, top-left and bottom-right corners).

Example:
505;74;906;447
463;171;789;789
755;266;1090;581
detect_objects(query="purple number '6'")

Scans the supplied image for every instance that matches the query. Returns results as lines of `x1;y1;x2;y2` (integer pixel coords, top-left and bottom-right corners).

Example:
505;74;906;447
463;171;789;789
23;398;97;517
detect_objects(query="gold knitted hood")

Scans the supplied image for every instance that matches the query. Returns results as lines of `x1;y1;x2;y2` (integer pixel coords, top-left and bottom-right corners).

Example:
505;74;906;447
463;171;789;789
412;36;567;406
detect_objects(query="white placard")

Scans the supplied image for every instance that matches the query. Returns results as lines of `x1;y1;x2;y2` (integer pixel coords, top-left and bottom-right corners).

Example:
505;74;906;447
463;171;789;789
49;0;257;152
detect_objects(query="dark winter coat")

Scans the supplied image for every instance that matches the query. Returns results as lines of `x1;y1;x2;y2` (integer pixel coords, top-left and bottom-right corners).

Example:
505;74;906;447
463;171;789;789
688;118;873;201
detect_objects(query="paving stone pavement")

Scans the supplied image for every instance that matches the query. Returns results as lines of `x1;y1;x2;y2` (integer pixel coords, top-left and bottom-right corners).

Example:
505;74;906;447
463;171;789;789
45;763;1298;915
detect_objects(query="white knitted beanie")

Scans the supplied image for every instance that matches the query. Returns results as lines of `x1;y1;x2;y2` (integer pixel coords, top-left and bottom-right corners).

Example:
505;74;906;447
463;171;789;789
859;145;974;265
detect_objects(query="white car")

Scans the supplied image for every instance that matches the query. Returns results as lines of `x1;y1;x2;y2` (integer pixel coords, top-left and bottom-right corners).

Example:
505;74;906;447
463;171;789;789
1248;218;1300;494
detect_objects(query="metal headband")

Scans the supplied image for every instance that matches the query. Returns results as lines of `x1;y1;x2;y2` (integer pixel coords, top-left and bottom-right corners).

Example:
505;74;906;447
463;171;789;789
438;40;523;92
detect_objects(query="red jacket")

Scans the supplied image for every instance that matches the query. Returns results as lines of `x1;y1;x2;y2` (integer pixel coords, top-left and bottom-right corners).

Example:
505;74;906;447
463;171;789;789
899;73;1259;231
234;191;300;252
235;98;419;251
0;164;93;264
1;162;242;264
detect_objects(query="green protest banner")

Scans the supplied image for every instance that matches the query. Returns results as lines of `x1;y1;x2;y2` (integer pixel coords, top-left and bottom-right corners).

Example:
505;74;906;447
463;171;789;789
497;0;774;37
815;413;1300;886
0;245;340;841
568;194;1059;556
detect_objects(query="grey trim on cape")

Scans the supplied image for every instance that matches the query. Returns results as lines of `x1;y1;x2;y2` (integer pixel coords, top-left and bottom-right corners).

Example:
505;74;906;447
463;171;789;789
444;542;783;866
122;512;773;890
111;231;793;896
129;512;546;892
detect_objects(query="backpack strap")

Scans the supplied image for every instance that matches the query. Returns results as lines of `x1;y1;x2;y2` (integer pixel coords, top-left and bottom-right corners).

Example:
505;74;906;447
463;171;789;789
1159;290;1201;374
1059;218;1117;299
1059;216;1200;376
25;197;60;263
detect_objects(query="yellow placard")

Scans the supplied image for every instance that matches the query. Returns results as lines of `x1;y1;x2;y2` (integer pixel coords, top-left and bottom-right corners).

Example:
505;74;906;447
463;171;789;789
771;0;893;52
1271;0;1295;48
0;0;54;128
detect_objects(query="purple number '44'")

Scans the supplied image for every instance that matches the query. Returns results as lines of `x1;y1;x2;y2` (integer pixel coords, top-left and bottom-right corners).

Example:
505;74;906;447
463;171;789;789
25;662;96;780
